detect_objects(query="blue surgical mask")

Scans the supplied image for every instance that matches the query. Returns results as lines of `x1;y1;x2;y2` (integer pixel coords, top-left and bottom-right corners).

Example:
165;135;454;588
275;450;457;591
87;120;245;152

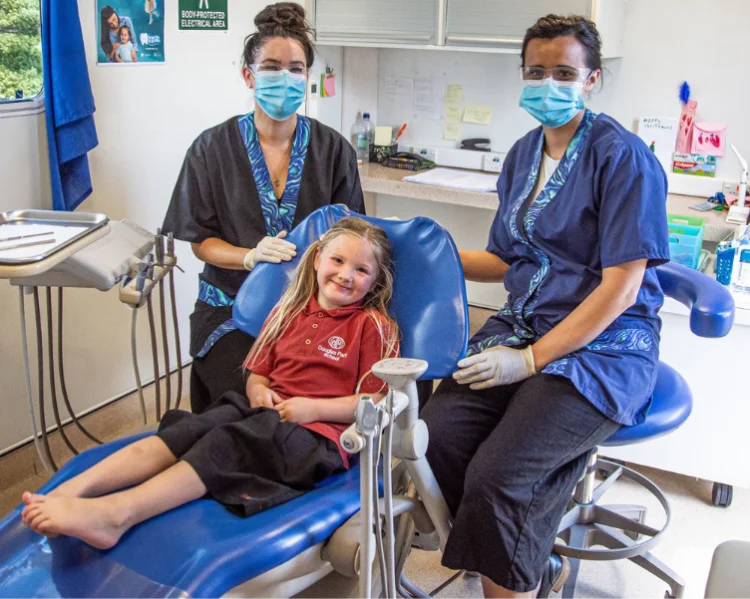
519;81;585;128
253;70;307;121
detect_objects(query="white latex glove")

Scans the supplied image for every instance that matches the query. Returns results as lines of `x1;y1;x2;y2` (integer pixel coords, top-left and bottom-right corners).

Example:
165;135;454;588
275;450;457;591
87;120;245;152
243;231;296;271
453;345;536;390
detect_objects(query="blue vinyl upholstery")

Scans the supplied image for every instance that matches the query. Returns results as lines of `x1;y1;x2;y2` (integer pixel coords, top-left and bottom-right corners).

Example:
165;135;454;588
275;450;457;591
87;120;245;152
233;204;470;380
603;263;734;446
0;206;469;598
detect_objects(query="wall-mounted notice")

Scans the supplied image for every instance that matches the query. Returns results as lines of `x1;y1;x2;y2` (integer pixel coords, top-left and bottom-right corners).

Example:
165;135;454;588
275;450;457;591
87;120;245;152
463;104;492;125
179;0;228;30
97;0;165;64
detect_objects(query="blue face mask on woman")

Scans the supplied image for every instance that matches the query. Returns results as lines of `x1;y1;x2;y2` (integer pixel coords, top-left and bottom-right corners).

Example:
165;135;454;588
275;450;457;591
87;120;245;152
519;81;585;128
253;70;307;121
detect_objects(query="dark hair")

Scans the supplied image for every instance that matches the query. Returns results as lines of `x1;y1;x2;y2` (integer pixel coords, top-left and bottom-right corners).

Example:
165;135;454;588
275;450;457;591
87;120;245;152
100;5;117;56
521;14;602;74
242;3;316;70
118;25;131;40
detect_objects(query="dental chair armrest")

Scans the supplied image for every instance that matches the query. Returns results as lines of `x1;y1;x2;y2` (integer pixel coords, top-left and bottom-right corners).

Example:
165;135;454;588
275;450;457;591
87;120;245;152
340;392;409;454
656;262;735;338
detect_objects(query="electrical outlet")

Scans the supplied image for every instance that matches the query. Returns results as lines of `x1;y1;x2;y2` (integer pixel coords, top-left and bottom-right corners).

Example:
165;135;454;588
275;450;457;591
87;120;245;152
410;146;437;163
482;152;506;173
723;181;740;196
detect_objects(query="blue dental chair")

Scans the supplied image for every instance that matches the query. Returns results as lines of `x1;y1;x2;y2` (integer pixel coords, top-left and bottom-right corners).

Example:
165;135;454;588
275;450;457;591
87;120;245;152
0;205;469;598
553;262;735;599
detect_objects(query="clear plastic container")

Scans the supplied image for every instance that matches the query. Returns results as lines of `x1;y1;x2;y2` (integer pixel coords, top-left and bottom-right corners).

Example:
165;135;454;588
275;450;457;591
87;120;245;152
361;112;374;163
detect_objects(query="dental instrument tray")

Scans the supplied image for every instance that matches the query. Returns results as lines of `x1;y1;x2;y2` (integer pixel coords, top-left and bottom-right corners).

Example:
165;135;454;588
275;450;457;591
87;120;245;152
0;210;109;266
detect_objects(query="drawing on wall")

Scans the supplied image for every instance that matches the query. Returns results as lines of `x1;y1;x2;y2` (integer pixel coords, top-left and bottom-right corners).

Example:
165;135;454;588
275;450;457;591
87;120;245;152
97;0;165;65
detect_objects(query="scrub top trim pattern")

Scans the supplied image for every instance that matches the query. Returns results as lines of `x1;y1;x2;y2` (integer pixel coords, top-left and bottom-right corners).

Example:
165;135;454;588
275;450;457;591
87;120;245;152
238;112;311;237
196;280;237;358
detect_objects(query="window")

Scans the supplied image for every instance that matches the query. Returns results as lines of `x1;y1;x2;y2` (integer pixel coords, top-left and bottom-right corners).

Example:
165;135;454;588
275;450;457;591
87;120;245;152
0;0;43;105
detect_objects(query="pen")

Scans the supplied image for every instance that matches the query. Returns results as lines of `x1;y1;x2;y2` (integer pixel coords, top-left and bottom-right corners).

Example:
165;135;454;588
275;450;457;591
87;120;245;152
0;238;56;251
0;230;54;243
394;124;407;142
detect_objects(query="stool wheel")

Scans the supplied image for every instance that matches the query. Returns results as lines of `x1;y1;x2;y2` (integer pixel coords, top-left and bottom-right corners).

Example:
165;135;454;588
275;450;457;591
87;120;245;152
711;483;733;508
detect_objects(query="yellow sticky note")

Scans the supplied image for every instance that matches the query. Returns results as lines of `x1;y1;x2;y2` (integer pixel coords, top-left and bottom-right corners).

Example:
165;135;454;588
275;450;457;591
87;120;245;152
445;85;463;103
445;104;462;123
463;105;492;125
444;122;461;141
374;126;393;146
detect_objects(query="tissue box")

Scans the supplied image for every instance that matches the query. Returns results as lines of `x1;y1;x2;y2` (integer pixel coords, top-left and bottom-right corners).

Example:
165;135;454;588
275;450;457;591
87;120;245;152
672;153;716;177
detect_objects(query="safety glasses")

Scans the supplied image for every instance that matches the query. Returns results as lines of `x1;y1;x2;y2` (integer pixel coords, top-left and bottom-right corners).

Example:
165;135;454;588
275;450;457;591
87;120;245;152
520;66;591;87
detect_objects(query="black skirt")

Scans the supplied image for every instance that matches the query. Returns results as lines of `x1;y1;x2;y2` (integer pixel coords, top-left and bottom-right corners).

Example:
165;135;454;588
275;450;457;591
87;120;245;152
157;392;344;517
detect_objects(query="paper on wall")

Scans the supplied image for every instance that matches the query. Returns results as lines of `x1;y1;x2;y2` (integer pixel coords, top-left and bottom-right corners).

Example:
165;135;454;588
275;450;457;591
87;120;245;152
445;104;462;123
637;117;678;173
445;85;463;102
414;73;446;121
384;77;414;99
463;105;492;125
444;122;461;141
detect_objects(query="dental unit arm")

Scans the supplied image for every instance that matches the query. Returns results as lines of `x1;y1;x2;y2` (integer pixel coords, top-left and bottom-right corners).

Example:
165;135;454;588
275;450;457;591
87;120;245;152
340;357;453;599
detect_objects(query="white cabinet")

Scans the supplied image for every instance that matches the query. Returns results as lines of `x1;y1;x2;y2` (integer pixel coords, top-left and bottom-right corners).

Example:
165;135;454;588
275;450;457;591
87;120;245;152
313;0;439;45
445;0;591;48
310;0;624;57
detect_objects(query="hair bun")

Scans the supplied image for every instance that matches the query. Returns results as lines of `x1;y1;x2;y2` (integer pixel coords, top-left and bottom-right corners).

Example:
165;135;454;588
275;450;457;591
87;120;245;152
254;2;308;34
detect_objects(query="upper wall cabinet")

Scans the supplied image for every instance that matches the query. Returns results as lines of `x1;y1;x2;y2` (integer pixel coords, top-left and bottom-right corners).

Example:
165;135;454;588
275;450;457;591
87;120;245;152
314;0;439;46
310;0;625;58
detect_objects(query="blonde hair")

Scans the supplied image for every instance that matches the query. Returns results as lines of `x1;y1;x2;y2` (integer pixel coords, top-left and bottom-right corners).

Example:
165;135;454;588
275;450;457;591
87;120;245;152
246;217;400;369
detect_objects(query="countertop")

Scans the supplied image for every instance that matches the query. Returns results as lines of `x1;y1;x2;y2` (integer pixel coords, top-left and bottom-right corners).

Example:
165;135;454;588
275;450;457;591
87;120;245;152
360;163;750;324
359;164;737;243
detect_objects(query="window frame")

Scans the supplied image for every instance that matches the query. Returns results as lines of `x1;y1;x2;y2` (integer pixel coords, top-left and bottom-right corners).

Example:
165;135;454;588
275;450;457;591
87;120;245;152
0;0;45;117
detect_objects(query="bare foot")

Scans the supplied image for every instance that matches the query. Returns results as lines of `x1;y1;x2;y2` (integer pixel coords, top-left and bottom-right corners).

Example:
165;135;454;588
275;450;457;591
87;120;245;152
22;496;131;550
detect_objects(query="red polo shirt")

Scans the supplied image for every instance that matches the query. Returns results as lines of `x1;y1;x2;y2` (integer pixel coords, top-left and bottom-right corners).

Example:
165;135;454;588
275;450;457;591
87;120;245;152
245;296;398;467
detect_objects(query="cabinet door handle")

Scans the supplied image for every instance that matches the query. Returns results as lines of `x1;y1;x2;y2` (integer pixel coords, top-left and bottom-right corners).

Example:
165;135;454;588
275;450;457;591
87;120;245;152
445;34;522;45
317;32;434;42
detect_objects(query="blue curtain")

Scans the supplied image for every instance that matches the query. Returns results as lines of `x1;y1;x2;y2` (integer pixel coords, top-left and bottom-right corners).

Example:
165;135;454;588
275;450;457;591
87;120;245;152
41;0;99;212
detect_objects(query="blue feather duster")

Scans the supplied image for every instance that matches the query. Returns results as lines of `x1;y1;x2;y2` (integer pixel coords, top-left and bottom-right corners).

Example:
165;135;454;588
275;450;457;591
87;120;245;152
679;81;691;105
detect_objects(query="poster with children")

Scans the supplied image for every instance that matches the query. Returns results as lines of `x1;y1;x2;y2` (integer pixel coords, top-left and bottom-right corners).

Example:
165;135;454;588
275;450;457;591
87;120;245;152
96;0;165;64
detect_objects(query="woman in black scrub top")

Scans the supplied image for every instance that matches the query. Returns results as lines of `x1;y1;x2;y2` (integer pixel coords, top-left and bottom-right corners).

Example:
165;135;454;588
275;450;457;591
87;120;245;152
162;3;364;413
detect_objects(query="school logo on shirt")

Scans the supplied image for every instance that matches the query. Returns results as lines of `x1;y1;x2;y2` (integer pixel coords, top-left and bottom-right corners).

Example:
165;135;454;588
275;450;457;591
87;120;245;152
319;336;348;361
328;336;345;350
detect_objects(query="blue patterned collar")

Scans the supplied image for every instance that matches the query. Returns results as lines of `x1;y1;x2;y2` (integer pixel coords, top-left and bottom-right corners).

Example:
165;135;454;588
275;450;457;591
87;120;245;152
237;112;311;237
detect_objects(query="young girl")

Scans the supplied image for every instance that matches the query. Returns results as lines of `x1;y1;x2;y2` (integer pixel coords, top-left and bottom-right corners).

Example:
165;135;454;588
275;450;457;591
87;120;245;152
21;217;399;550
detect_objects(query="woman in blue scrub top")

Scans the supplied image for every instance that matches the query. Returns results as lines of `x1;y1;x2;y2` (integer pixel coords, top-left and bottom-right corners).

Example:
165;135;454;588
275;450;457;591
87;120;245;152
422;15;670;598
163;3;364;413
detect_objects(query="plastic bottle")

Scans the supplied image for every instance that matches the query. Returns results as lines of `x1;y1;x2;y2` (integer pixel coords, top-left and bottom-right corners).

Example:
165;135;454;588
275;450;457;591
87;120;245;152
362;112;375;163
350;112;362;150
350;112;369;163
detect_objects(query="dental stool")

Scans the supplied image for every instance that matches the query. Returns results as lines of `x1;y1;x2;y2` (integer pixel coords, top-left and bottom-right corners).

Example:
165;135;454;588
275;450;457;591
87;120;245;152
552;263;735;599
0;205;469;598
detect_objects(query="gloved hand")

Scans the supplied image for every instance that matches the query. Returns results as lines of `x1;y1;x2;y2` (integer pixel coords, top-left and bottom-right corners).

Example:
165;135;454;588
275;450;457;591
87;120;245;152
243;231;296;271
453;345;536;390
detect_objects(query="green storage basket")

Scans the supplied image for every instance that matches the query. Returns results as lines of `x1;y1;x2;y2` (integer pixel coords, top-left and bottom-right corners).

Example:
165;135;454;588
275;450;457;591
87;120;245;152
667;214;705;269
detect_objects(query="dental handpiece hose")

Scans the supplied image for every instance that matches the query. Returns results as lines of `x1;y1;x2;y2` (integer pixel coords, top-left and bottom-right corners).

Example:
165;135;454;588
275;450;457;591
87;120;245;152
356;396;378;599
382;389;397;599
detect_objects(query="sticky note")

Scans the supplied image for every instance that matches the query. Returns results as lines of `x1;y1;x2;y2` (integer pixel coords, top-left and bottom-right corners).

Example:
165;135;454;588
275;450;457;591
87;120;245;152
445;104;462;123
444;122;461;141
323;74;336;97
445;85;463;102
463;105;492;125
374;126;393;147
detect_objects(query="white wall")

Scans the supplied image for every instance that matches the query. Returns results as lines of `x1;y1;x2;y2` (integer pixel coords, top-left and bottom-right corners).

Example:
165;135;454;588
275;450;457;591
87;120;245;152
341;0;750;181
0;0;273;454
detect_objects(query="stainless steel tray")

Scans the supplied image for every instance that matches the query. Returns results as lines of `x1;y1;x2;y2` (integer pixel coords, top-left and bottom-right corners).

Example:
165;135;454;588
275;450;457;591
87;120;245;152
0;210;109;265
